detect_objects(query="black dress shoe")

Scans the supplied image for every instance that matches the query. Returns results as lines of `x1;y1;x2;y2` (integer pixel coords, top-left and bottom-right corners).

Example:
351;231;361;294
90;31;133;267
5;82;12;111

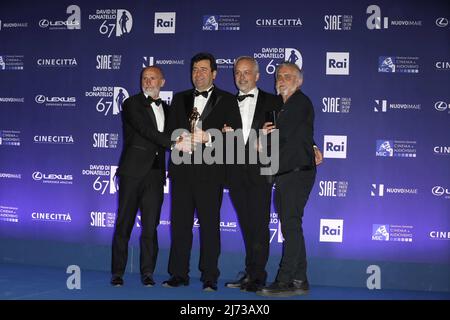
141;275;155;287
110;275;124;287
292;279;309;295
256;281;296;297
203;281;218;292
225;272;249;288
241;280;265;293
162;276;189;288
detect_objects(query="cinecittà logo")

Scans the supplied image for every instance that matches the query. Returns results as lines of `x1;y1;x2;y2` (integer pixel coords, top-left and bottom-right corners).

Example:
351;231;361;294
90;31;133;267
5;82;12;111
37;58;77;67
33;135;74;144
32;212;72;222
256;17;302;27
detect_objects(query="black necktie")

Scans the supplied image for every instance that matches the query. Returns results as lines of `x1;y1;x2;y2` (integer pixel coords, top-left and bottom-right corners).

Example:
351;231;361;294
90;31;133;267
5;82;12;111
194;89;210;98
236;94;254;102
146;96;162;106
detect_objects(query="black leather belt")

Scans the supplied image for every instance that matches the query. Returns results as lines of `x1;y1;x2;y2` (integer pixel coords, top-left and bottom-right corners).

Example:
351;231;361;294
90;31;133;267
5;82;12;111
276;165;314;177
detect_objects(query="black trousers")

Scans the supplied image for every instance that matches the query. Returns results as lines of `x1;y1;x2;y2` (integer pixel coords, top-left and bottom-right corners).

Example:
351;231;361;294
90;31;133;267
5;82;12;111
229;176;272;283
168;175;223;283
111;169;164;277
274;168;316;283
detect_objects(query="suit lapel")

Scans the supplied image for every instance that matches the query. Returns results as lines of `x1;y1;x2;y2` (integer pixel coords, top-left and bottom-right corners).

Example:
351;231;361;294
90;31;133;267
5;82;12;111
199;89;220;121
140;93;158;129
251;90;265;131
184;91;195;128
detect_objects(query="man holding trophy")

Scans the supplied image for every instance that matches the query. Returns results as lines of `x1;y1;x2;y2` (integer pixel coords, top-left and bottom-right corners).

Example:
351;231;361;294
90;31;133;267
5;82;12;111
163;52;241;292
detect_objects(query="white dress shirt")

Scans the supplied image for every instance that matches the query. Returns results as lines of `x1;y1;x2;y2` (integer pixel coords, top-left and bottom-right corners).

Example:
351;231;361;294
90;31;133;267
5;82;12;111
238;87;258;144
193;85;213;121
193;86;214;146
144;94;165;132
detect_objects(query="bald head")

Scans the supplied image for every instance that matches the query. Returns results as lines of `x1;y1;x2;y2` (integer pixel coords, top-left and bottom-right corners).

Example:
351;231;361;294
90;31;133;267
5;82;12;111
141;66;165;99
234;56;260;93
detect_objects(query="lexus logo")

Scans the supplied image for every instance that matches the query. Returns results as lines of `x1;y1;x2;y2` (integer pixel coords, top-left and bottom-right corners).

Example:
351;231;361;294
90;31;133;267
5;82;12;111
35;95;46;104
32;172;43;181
432;186;445;196
436;18;448;28
39;19;50;28
434;101;448;111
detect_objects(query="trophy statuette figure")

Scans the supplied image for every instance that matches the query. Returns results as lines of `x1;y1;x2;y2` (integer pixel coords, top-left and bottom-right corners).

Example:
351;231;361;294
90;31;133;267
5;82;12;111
189;107;200;152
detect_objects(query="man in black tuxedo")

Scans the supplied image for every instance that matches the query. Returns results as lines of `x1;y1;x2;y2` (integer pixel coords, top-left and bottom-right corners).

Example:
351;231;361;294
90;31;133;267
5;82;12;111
258;62;317;297
223;56;281;292
162;52;241;291
111;66;186;287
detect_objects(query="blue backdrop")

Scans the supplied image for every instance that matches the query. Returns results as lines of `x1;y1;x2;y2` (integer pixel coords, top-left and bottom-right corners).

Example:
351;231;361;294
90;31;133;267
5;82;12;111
0;0;449;288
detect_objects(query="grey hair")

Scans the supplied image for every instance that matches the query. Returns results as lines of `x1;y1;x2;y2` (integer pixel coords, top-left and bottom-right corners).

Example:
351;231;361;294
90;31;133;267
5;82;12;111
234;56;259;73
276;62;303;79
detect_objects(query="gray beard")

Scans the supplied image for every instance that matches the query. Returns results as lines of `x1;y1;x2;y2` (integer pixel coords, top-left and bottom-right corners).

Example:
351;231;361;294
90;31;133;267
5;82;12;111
142;88;157;98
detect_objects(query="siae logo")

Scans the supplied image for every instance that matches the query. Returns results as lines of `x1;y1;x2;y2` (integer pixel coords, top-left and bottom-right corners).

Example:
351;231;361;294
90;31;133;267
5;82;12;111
366;5;388;29
319;180;348;197
154;12;176;34
321;97;351;113
96;55;121;70
324;15;342;30
92;133;119;149
90;211;115;228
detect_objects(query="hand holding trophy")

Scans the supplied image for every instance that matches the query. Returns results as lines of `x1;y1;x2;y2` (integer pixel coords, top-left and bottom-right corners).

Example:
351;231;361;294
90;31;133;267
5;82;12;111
188;107;200;153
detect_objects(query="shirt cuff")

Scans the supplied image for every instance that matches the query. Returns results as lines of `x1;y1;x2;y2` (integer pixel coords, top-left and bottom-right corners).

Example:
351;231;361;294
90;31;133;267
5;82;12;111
205;133;213;147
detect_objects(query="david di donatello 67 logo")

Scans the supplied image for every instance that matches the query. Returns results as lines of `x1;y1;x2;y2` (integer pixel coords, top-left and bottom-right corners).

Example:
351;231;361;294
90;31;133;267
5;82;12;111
85;86;129;116
89;8;133;38
82;164;118;195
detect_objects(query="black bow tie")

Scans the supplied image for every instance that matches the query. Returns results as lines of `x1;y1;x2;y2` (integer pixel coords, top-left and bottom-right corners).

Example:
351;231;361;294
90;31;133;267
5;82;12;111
146;96;162;106
194;89;210;98
237;94;254;102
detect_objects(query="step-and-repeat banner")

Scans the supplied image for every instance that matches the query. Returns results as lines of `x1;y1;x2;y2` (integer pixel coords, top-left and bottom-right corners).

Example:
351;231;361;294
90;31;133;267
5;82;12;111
1;0;449;265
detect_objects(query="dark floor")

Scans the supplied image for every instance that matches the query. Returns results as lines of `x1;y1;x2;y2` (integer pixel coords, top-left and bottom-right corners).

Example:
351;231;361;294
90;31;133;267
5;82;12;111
1;263;448;317
1;263;449;301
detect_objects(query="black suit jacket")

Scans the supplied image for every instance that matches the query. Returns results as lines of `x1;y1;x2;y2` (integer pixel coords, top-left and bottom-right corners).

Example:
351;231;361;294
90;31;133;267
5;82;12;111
227;89;282;186
117;93;171;180
276;89;316;175
166;86;241;184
